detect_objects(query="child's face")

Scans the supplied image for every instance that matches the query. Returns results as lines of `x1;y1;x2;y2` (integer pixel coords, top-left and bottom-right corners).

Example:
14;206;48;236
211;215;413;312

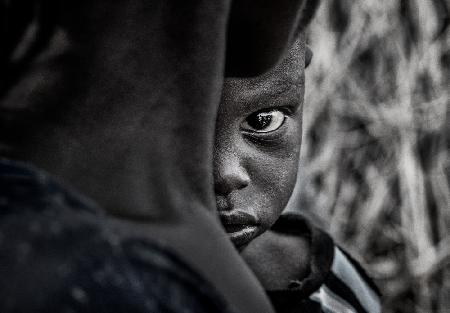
214;36;305;249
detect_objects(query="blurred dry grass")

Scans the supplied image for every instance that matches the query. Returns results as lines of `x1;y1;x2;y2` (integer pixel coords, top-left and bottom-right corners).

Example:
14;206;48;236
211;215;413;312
299;1;450;312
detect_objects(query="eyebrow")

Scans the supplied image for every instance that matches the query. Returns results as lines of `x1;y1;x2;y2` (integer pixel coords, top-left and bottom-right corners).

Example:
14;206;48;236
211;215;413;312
233;76;304;112
269;78;299;96
244;75;303;101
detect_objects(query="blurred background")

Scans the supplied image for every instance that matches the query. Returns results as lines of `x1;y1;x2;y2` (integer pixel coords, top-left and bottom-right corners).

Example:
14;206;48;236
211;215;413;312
298;0;450;312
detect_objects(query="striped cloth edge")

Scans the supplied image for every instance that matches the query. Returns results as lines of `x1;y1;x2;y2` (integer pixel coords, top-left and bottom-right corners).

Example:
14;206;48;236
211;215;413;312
310;247;381;313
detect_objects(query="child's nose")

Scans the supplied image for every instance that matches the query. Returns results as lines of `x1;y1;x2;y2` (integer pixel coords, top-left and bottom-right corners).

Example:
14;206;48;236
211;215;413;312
214;154;250;195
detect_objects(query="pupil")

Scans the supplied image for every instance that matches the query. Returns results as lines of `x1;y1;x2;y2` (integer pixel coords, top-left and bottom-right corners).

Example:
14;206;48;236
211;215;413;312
248;112;272;130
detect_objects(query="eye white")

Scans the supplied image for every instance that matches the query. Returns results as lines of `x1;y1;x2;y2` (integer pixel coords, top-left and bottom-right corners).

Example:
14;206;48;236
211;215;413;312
241;110;286;133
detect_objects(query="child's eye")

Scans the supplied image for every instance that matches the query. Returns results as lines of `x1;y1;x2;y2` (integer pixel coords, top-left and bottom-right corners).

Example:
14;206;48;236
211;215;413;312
241;109;286;133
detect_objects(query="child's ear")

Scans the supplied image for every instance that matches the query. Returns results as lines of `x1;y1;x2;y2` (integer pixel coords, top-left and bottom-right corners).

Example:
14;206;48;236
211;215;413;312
305;46;313;68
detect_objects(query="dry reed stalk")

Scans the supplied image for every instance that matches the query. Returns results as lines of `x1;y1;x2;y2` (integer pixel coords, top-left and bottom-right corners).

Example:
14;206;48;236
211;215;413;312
297;1;450;312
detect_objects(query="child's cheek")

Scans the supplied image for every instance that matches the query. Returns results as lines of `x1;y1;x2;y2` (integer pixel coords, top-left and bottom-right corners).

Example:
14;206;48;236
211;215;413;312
248;139;300;202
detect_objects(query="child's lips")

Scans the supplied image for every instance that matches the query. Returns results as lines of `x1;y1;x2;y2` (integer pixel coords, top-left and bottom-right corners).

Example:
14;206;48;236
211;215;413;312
219;210;259;225
219;211;260;247
227;225;259;248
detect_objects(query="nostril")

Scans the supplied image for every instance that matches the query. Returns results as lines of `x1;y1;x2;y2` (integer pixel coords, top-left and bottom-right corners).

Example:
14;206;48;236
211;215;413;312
214;182;228;196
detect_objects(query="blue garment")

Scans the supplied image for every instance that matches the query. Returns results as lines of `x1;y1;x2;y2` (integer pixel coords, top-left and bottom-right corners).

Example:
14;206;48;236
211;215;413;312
0;159;233;313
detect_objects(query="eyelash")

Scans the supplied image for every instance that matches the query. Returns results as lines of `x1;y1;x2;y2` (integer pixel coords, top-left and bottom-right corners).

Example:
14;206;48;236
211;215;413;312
240;106;294;144
242;106;294;128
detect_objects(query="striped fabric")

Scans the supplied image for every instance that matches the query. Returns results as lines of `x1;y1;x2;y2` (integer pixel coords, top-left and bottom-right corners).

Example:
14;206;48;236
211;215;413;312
267;213;382;313
310;247;382;313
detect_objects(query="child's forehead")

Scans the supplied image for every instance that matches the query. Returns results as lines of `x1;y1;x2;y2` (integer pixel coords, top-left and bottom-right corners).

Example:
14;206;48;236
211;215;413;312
222;38;305;102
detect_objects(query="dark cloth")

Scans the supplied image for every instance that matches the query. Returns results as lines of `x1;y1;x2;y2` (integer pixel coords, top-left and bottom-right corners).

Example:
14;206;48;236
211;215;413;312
267;213;382;313
0;159;233;313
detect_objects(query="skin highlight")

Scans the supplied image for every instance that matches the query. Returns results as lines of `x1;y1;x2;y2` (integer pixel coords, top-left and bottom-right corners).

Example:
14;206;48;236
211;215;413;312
214;35;306;251
214;35;314;291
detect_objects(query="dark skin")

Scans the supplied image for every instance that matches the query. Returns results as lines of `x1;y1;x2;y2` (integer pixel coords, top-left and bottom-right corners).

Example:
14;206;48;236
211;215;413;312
2;2;277;312
2;1;319;311
242;229;310;290
215;36;311;289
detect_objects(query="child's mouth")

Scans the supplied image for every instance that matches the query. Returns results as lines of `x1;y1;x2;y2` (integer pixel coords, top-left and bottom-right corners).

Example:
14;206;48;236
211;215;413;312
226;225;259;248
224;224;248;233
219;211;260;248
